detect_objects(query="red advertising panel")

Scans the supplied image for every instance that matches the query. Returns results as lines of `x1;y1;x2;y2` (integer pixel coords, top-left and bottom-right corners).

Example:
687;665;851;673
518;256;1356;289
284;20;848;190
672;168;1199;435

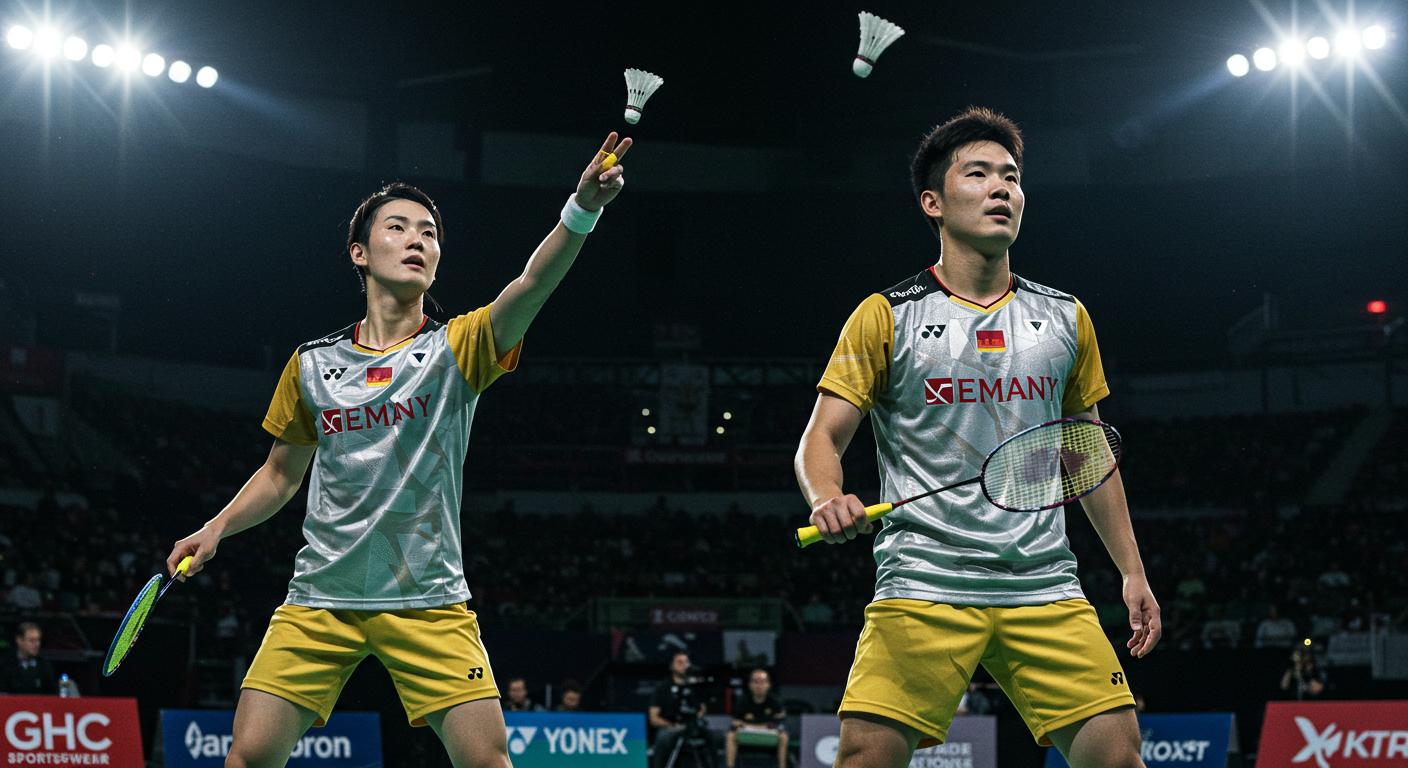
1;696;143;766
1257;701;1408;768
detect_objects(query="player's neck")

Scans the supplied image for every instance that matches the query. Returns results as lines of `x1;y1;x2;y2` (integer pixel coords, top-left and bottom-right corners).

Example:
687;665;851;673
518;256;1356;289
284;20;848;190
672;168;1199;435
933;236;1010;305
360;285;425;351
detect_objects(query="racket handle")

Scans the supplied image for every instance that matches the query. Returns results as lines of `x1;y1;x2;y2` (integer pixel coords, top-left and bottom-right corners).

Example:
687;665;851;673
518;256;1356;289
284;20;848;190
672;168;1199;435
795;503;894;548
176;555;194;576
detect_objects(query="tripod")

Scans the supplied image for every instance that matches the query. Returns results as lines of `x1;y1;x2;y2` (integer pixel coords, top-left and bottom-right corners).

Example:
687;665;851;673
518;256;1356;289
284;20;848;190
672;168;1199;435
663;721;717;768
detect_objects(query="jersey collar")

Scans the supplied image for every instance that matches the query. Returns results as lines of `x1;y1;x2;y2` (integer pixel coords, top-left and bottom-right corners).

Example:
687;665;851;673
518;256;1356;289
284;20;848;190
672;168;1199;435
352;315;430;355
928;267;1016;314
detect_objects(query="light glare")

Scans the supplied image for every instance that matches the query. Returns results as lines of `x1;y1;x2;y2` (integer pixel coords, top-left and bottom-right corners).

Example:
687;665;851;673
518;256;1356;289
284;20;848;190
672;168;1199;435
115;46;140;70
33;29;60;57
196;65;217;88
141;53;164;76
168;60;191;83
7;25;33;50
1363;25;1386;49
1227;54;1250;76
1253;47;1277;71
1335;29;1361;55
63;36;87;60
91;44;114;67
1307;37;1330;59
1280;39;1305;65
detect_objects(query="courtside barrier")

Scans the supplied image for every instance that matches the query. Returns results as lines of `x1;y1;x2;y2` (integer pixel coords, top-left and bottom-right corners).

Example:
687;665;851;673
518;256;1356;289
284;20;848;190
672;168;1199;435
502;712;647;768
1255;701;1408;768
800;713;996;768
155;710;381;767
1045;713;1238;768
2;695;143;767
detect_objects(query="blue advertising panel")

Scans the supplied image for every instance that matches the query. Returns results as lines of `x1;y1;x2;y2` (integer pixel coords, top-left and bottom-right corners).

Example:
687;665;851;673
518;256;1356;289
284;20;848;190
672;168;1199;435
503;712;648;768
159;709;382;768
1044;713;1236;768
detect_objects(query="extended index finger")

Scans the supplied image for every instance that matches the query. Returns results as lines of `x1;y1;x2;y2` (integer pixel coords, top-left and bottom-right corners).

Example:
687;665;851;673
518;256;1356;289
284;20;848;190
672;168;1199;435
596;132;620;158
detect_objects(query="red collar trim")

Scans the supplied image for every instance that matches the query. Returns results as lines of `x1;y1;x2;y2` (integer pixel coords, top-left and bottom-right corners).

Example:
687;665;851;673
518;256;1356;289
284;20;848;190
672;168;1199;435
928;267;1014;308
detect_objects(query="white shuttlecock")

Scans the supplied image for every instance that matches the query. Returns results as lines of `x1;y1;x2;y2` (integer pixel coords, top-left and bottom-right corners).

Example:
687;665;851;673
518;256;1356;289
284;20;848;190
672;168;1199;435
623;68;664;124
853;12;905;78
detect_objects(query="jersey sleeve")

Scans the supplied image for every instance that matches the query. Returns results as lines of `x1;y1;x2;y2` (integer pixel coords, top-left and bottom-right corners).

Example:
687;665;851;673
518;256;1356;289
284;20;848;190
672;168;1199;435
448;303;522;394
262;352;319;446
817;293;895;414
1062;299;1110;416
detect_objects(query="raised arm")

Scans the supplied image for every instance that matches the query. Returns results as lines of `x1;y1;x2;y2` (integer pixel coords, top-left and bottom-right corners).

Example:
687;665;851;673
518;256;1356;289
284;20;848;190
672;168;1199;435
166;438;316;579
795;392;872;544
1074;403;1161;657
489;133;631;354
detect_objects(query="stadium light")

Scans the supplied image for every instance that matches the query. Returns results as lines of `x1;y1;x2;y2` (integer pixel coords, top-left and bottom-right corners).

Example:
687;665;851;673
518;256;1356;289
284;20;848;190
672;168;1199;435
723;412;732;420
1307;36;1330;59
1335;29;1361;55
716;426;725;434
168;60;191;83
1362;25;1386;50
1368;300;1387;314
1280;39;1306;65
1227;54;1250;76
641;408;650;416
7;25;33;49
195;65;217;88
115;46;140;70
63;36;87;61
141;53;164;76
32;28;60;57
91;44;113;67
1253;47;1277;71
647;426;656;435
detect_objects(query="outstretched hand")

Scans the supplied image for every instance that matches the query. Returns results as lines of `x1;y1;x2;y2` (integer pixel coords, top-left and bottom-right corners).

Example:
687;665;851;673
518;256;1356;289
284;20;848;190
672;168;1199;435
1124;573;1162;658
575;132;632;212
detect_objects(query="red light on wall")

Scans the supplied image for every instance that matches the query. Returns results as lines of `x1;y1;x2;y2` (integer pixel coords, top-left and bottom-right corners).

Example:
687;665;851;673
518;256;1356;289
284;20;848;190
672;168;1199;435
1368;300;1387;314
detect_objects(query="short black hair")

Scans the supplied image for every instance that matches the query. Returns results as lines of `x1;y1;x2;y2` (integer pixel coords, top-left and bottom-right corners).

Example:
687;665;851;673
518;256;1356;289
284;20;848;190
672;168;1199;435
346;183;443;292
16;621;40;638
909;107;1024;240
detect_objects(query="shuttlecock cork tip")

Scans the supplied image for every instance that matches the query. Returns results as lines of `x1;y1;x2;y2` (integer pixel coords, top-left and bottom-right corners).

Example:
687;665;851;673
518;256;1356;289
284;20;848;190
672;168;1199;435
853;57;874;77
623;109;641;125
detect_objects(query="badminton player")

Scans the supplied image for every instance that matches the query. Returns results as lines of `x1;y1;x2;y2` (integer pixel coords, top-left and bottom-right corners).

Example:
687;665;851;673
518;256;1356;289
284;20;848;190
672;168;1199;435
795;108;1160;768
165;133;630;768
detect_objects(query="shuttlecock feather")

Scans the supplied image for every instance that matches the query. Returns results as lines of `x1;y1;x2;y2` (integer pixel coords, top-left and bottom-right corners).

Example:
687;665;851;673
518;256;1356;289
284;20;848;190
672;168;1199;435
623;68;664;124
853;12;905;78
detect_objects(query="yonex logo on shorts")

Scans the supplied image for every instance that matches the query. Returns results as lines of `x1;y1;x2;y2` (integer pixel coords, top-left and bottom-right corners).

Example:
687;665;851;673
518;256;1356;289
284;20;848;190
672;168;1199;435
924;376;1060;405
321;395;433;436
467;667;484;679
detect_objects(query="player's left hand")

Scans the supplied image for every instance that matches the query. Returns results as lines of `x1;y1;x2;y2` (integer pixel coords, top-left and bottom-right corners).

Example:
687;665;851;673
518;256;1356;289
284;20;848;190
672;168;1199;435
575;132;632;212
1123;573;1162;658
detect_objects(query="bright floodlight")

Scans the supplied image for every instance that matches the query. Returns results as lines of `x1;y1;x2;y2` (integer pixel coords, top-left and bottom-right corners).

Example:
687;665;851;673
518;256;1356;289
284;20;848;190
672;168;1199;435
7;25;33;50
115;46;140;70
1335;29;1361;55
91;44;114;67
168;60;191;83
1280;39;1306;65
1253;47;1277;70
141;53;164;76
1227;54;1250;76
33;29;60;57
195;65;217;88
63;36;87;60
1307;36;1330;59
1363;25;1386;49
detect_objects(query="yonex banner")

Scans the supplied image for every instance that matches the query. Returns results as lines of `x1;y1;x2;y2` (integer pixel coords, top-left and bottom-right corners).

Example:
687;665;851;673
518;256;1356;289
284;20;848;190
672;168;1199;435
1;695;143;767
156;710;381;767
502;712;647;768
1044;713;1237;768
799;714;996;768
1255;701;1408;768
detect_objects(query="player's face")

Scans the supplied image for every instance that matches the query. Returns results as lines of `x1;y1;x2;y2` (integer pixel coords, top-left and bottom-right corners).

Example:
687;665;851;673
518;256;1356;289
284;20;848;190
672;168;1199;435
508;680;527;703
930;140;1023;256
562;690;581;710
353;199;441;297
671;654;691;676
748;671;770;698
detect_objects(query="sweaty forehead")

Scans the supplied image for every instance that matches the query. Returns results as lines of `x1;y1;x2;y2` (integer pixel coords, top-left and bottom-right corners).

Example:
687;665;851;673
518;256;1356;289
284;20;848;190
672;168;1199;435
950;140;1016;170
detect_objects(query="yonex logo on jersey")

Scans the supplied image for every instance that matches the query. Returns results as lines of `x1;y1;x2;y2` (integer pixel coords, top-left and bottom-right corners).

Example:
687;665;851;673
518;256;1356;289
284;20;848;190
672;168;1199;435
321;395;433;435
924;376;1060;405
366;367;393;387
975;330;1006;352
919;324;945;339
323;367;347;381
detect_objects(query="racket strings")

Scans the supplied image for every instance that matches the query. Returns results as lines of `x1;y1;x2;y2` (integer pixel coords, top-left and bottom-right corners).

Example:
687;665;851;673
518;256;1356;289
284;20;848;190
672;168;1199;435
983;420;1120;510
104;578;161;675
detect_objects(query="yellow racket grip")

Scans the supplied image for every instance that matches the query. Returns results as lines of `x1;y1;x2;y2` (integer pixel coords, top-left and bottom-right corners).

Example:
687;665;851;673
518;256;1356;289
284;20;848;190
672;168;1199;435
176;556;194;576
795;503;894;548
599;152;618;172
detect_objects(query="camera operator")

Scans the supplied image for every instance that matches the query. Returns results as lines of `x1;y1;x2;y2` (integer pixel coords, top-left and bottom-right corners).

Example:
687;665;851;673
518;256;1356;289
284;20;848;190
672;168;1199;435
726;669;787;768
649;651;720;768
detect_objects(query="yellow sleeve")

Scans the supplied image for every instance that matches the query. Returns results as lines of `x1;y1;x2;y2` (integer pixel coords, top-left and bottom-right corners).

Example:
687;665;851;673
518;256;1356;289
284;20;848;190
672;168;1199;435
448;304;522;394
262;352;319;446
1062;299;1110;416
817;293;894;414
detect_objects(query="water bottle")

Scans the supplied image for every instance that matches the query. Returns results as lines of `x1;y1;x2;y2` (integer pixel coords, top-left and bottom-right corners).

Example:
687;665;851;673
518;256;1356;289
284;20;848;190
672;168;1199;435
58;674;80;698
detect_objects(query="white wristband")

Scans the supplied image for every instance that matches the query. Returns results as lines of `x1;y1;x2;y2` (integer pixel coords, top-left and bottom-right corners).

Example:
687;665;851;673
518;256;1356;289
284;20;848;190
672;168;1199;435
560;194;602;234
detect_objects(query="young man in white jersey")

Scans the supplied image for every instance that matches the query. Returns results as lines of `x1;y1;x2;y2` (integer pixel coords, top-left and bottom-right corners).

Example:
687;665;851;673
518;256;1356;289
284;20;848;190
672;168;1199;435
795;108;1161;768
165;133;631;768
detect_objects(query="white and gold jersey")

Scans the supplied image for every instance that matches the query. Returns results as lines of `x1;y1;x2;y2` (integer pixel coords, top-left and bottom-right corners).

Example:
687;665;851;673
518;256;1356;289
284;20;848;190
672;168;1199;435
263;305;519;610
819;268;1107;606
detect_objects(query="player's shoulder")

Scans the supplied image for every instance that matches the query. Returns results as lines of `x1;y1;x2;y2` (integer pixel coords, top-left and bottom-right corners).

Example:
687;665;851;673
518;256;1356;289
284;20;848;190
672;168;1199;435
296;322;359;356
880;267;941;308
1012;273;1077;304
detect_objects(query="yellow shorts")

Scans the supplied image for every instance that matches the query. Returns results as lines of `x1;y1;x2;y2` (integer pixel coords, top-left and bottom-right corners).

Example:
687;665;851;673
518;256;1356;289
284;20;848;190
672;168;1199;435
242;603;499;727
840;598;1133;747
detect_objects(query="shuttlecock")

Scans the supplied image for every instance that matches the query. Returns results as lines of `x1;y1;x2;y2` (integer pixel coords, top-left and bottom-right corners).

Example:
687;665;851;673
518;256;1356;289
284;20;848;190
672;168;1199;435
623;69;664;124
853;12;905;78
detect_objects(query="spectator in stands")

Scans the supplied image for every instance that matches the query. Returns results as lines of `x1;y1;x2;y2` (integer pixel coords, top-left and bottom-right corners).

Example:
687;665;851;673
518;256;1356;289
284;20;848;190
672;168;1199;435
725;669;787;768
799;594;834;627
0;622;57;694
649;651;718;768
1280;646;1327;700
1318;562;1351;591
556;679;584;712
1256;605;1300;648
5;574;41;610
503;678;545;711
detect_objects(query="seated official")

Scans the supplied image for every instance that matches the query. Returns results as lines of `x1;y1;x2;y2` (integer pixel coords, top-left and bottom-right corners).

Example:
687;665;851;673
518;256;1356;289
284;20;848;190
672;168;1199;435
0;622;58;695
649;652;721;768
726;669;787;768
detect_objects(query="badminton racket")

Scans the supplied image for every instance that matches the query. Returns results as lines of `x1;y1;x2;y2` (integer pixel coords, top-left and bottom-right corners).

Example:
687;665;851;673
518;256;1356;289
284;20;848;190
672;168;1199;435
102;555;193;676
